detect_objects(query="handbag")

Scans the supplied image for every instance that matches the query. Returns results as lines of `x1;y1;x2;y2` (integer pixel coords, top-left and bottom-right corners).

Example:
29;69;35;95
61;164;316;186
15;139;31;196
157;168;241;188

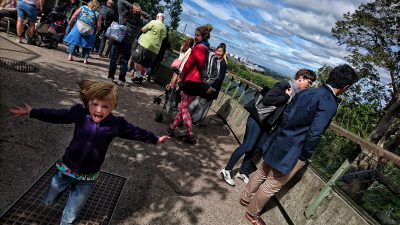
76;20;94;35
171;58;182;69
244;87;276;128
105;22;127;42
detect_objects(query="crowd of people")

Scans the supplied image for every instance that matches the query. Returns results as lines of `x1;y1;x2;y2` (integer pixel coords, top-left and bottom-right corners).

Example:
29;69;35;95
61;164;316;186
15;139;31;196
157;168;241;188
5;1;360;225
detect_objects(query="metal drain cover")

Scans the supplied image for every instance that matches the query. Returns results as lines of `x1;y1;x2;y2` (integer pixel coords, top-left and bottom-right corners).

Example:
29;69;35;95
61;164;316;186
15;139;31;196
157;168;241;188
0;57;38;73
0;164;126;225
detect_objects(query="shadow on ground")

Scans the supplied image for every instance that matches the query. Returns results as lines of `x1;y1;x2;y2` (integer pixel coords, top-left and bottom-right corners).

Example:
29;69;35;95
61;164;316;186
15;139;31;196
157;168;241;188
0;50;238;225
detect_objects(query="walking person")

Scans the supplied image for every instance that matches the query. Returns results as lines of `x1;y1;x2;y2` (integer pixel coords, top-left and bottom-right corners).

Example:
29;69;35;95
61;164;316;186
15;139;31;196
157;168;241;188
189;43;228;126
220;69;317;186
64;0;102;64
240;65;358;225
131;12;167;84
8;79;170;225
93;0;115;56
15;0;44;44
107;1;144;86
166;24;213;144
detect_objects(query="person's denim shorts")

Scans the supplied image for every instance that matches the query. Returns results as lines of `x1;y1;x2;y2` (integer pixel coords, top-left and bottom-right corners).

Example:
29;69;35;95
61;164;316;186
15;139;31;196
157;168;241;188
17;0;37;22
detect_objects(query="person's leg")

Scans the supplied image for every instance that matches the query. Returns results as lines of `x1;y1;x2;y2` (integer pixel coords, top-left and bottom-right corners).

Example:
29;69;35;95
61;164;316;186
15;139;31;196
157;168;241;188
60;180;95;225
245;160;306;216
240;162;270;206
108;43;118;80
82;48;91;63
239;131;269;175
67;44;76;61
225;117;262;171
43;171;71;206
16;17;24;42
25;3;37;41
118;43;131;83
98;36;107;56
180;93;196;136
188;96;200;121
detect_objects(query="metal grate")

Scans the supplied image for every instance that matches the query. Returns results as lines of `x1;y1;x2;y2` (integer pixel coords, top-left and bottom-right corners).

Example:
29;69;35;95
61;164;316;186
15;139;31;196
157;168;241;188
0;57;38;73
0;164;126;225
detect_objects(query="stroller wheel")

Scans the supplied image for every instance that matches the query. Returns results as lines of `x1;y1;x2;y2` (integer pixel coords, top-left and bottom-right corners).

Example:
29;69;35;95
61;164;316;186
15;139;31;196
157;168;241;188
154;111;163;122
153;96;162;105
35;34;42;46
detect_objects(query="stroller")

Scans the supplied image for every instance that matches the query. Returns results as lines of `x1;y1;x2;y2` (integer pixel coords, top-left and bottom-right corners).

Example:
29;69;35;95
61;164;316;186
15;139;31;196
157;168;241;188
31;7;68;48
153;86;181;122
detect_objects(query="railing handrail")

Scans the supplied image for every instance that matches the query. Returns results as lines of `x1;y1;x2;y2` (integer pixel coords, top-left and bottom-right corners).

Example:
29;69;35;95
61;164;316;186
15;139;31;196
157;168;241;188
222;73;400;167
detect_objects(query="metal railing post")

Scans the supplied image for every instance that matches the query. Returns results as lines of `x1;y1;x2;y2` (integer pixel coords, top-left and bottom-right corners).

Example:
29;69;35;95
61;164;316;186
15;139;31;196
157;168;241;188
304;159;351;219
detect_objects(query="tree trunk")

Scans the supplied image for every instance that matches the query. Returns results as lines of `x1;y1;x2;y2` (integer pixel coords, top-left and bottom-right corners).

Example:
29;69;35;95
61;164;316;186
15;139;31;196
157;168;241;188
368;92;400;147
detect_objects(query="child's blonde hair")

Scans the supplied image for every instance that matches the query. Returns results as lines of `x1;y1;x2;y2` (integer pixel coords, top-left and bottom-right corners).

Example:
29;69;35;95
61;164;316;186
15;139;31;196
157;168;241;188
79;80;118;109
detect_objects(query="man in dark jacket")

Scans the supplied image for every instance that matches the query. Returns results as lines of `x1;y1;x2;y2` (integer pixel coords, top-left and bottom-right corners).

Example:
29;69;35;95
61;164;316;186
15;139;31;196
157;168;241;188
240;64;358;225
108;0;144;86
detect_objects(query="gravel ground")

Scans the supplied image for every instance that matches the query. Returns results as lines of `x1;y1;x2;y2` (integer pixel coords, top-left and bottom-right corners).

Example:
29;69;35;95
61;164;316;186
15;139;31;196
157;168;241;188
0;32;287;225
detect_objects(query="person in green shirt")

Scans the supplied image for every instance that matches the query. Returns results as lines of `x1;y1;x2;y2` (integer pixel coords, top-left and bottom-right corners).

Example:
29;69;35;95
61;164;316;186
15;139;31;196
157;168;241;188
131;12;166;84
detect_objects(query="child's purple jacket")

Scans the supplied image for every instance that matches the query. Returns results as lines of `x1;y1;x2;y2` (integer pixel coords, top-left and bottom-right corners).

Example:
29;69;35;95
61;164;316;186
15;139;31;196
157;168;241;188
30;104;159;174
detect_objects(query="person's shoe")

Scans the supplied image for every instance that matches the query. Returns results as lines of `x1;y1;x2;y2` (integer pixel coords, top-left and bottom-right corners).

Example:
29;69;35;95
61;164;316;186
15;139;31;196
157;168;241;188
15;38;22;43
167;128;175;137
220;169;235;186
236;172;249;184
132;76;143;84
83;59;89;64
182;134;196;144
27;38;35;45
240;198;250;207
245;212;266;225
117;80;125;86
67;55;73;61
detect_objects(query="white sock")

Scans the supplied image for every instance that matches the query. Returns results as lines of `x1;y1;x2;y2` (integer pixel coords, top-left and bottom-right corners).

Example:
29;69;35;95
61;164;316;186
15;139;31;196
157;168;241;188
134;71;142;78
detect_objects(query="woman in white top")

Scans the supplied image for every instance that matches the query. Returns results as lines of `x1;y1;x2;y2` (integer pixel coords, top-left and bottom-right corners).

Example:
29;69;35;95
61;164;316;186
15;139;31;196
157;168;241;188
167;37;195;90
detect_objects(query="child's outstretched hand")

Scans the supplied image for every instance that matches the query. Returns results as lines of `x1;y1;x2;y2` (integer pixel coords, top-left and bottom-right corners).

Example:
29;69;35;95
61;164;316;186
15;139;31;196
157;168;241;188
8;103;32;117
157;135;171;144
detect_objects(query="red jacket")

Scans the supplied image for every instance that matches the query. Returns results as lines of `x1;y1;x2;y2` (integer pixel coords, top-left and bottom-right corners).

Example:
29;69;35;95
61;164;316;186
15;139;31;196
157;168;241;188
180;43;207;83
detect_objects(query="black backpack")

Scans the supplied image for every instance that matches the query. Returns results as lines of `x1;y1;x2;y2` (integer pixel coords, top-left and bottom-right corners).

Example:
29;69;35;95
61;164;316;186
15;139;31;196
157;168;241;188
200;46;219;84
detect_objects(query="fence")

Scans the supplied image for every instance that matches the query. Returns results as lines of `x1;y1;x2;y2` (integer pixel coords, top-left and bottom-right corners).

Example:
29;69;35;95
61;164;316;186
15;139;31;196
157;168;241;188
210;73;400;225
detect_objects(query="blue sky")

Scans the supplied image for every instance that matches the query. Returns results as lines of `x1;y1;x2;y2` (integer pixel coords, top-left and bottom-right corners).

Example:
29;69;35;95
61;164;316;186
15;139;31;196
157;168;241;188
174;0;373;77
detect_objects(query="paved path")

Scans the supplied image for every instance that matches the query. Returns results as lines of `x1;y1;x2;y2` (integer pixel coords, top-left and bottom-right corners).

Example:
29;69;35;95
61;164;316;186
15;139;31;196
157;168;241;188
0;32;288;225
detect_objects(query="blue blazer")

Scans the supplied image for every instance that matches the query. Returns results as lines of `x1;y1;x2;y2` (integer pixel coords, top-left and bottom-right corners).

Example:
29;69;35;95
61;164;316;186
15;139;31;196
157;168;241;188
263;85;340;175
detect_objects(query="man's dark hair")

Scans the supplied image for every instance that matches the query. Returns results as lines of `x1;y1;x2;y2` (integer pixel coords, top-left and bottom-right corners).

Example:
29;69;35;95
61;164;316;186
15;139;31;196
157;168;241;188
294;69;317;81
326;64;359;88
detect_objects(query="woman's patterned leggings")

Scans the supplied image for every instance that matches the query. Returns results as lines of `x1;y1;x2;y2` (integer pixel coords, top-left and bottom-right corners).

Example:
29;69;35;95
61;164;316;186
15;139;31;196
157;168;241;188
171;92;196;136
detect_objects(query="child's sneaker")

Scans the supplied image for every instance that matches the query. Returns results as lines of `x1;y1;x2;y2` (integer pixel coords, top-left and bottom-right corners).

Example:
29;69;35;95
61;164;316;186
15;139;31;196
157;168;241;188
235;172;249;183
167;128;175;137
220;169;235;186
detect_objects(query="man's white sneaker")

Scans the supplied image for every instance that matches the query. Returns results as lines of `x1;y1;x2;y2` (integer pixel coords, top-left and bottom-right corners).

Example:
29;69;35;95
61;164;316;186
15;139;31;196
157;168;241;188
235;172;249;184
220;169;235;186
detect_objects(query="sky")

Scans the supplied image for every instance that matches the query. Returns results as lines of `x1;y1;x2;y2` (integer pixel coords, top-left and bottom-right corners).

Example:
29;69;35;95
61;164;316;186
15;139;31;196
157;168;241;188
174;0;373;77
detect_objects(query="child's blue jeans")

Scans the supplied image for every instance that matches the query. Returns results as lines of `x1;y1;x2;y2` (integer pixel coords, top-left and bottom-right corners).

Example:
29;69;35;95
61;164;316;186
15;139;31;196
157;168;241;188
43;171;95;225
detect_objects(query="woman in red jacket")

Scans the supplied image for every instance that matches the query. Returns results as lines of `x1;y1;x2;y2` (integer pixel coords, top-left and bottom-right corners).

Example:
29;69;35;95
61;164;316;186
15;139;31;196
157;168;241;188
167;24;213;144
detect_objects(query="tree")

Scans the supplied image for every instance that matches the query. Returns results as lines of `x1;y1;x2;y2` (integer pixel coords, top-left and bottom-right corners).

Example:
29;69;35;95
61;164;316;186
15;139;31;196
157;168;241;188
135;0;163;19
332;0;400;150
165;0;183;30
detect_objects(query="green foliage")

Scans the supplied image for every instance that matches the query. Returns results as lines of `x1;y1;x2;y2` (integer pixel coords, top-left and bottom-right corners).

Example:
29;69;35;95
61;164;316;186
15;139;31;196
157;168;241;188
227;58;280;87
168;30;188;51
311;130;361;178
334;103;381;138
131;0;163;18
332;0;400;144
166;0;183;30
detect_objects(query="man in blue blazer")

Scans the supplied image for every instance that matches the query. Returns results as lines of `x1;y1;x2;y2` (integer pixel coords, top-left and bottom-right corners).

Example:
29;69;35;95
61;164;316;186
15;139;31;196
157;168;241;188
241;64;359;225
